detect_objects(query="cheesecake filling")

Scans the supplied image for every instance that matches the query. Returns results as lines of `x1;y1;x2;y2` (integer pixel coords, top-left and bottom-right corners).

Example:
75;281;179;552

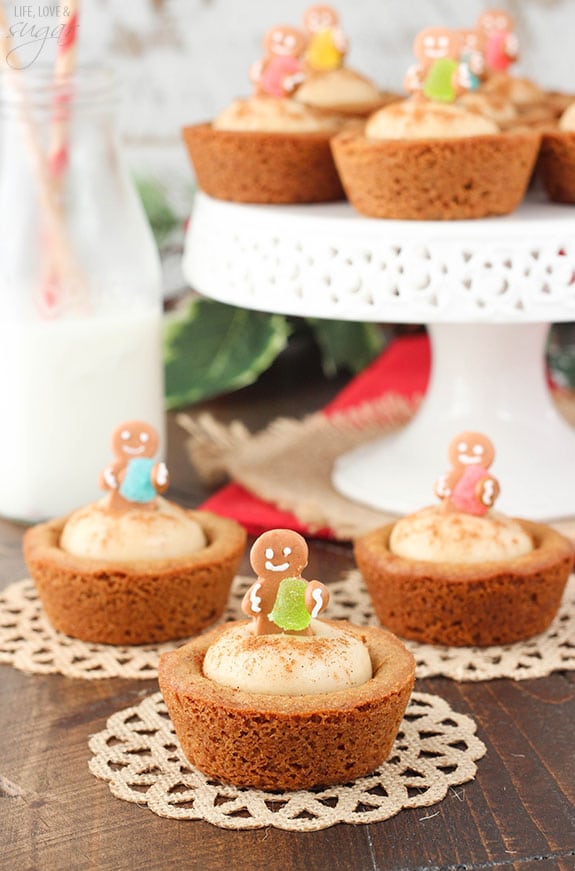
203;620;373;695
389;505;533;564
60;496;207;562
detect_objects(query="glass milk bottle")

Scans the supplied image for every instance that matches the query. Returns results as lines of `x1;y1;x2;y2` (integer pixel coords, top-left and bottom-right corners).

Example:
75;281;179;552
0;69;165;521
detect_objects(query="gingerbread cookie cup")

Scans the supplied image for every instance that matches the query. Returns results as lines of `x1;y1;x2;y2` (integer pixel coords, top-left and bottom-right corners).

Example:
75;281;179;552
331;128;541;220
182;123;345;205
159;620;415;791
538;130;575;204
354;519;572;647
24;511;246;646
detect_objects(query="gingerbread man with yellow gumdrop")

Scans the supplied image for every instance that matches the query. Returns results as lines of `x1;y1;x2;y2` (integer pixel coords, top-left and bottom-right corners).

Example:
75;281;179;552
302;5;348;73
242;529;329;636
250;25;307;99
99;421;169;513
434;431;500;516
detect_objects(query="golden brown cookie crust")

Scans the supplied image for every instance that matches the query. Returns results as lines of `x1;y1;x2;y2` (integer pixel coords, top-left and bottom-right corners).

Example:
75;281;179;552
182;122;345;204
159;620;415;790
331;129;541;220
354;519;573;647
538;130;575;203
24;511;246;645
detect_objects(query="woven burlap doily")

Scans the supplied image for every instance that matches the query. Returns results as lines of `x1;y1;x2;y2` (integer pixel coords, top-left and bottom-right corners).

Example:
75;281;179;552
1;573;573;682
88;690;486;831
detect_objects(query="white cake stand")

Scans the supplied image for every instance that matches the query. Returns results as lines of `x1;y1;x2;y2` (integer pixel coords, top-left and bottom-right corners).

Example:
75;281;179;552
183;191;575;520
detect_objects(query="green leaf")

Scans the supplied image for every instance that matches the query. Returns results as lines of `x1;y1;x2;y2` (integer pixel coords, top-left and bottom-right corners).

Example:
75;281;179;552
548;324;575;389
548;347;575;389
306;318;385;377
135;177;181;246
164;298;291;408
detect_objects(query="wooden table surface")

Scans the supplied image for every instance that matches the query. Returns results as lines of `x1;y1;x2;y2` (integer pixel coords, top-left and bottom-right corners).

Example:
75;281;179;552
1;340;574;871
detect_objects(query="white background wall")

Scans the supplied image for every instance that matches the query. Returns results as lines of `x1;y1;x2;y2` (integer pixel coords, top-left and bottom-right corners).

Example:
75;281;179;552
6;0;575;204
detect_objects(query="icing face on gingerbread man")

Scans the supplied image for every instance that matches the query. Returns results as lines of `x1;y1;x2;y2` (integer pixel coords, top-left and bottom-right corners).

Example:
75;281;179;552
112;422;159;460
242;529;329;636
414;28;461;65
303;4;339;34
251;529;309;581
264;25;306;60
458;28;484;55
434;431;500;516
477;8;514;36
100;420;169;513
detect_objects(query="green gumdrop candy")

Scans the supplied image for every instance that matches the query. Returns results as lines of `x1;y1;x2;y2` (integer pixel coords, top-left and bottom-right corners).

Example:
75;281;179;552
269;577;311;632
423;58;458;103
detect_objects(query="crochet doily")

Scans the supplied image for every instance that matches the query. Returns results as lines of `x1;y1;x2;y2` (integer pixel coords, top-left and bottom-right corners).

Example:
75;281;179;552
1;573;573;682
88;690;486;831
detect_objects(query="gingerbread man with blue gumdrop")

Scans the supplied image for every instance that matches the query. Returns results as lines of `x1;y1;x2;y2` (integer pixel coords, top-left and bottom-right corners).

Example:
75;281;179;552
242;529;329;635
434;431;500;516
457;28;486;92
99;421;169;512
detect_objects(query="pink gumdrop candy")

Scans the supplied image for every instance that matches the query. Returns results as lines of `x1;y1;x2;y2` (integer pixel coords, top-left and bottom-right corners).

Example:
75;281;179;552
485;31;512;72
451;465;490;516
260;56;303;98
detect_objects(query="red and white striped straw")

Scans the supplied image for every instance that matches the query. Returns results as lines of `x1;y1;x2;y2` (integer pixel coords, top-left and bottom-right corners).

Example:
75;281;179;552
0;1;87;317
49;1;79;178
40;0;81;315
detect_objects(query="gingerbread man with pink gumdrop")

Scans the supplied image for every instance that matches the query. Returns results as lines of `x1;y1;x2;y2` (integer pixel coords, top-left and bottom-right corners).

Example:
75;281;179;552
434;432;500;516
241;529;329;636
250;25;307;99
99;421;169;513
477;8;518;74
404;27;467;103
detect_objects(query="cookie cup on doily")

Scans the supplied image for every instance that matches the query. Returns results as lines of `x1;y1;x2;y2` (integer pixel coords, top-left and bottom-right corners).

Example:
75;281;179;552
182;122;345;205
159;620;415;791
354;519;573;647
23;510;246;646
331;128;541;220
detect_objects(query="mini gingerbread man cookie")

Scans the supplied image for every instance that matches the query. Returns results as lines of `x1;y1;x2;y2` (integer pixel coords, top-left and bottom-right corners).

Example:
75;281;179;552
477;8;518;74
250;25;307;99
242;529;329;635
99;421;169;513
457;28;486;92
302;5;348;73
404;27;466;103
434;431;500;516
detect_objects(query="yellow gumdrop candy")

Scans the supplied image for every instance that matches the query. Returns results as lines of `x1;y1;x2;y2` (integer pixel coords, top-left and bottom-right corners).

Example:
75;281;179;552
269;577;311;631
306;31;343;72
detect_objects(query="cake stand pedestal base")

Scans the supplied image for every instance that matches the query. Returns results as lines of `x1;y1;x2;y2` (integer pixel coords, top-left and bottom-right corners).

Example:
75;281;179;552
333;322;575;520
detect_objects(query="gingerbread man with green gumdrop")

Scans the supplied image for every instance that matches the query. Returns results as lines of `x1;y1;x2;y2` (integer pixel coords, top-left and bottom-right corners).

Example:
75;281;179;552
404;27;467;103
242;529;330;635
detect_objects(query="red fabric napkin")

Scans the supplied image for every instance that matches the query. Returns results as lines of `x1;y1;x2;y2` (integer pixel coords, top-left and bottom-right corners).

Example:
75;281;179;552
200;333;430;537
